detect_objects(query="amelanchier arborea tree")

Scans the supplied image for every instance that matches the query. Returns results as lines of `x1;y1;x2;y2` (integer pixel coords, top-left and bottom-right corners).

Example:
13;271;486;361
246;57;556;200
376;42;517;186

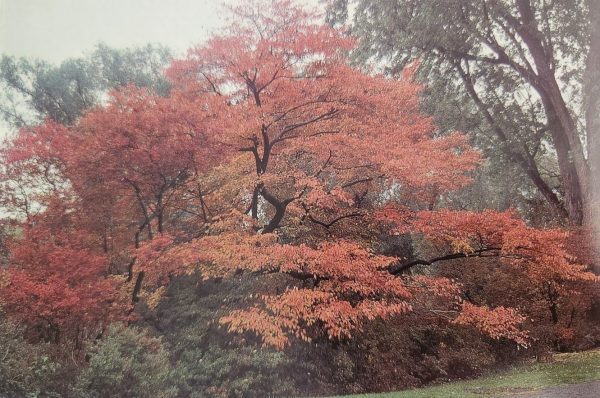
143;0;597;349
0;0;596;354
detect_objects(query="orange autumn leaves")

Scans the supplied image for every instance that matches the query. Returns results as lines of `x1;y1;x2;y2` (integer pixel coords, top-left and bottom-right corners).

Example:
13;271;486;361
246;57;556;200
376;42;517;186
135;207;597;348
221;288;411;350
0;0;596;353
378;207;597;286
454;303;529;347
166;0;481;205
140;232;412;349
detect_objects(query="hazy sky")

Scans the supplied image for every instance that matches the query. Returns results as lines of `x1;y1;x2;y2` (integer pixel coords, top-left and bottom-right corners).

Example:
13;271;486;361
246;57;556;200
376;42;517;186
0;0;233;139
0;0;321;138
0;0;232;63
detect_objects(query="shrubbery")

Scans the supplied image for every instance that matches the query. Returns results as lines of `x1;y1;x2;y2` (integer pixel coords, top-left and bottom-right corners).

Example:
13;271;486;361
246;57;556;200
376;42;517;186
74;325;180;398
0;314;66;397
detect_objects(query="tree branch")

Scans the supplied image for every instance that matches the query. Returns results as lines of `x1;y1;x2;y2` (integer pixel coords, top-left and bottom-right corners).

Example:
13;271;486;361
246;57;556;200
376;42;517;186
388;247;502;275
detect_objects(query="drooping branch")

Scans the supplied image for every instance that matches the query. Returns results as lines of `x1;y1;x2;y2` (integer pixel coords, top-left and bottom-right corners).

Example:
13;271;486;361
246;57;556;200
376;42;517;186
306;211;364;230
388;247;503;275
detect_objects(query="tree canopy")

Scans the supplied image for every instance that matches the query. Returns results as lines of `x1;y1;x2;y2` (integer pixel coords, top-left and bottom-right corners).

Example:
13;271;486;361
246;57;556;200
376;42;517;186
329;0;599;226
0;1;598;397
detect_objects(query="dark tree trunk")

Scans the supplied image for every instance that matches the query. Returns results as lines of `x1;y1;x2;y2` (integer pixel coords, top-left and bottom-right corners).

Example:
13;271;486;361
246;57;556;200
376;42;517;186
250;184;260;219
132;271;145;303
260;187;293;234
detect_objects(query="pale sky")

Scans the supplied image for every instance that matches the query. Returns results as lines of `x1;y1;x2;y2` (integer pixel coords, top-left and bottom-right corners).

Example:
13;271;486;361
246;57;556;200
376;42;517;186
0;0;230;63
0;0;229;139
0;0;321;138
0;0;323;63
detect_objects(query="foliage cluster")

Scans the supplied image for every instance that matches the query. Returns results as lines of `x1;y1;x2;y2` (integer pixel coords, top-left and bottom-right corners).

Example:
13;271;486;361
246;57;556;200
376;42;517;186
0;1;598;397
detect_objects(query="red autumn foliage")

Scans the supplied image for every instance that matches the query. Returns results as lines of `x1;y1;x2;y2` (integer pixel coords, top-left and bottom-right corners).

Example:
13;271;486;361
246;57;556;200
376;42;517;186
0;0;596;359
133;1;596;349
0;204;128;345
166;0;480;235
378;207;597;286
454;302;529;347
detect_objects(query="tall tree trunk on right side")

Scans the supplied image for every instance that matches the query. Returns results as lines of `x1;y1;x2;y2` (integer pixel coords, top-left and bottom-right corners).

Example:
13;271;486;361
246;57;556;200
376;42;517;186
585;0;600;220
584;0;600;273
541;96;586;225
513;0;589;225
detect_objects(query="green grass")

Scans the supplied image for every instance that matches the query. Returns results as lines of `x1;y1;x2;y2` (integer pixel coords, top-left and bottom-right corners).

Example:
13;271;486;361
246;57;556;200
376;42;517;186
329;349;600;397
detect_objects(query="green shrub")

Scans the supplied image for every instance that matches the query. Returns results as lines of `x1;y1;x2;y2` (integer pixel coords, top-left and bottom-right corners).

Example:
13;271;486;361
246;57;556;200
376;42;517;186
147;275;331;398
75;324;180;398
0;314;64;397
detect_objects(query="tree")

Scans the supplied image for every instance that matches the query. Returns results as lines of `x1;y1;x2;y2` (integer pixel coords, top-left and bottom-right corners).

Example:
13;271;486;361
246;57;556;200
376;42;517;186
0;84;226;302
134;0;596;350
166;0;481;234
66;86;223;243
0;44;172;127
0;201;128;347
585;0;600;214
329;0;597;225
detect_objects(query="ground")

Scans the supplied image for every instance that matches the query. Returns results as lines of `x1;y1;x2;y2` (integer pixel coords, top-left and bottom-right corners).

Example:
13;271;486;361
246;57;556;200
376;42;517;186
500;380;600;397
330;348;600;398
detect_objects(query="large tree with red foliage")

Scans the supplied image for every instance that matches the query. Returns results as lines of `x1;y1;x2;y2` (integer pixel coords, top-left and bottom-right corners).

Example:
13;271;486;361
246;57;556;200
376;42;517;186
166;0;480;233
0;0;596;356
135;0;597;349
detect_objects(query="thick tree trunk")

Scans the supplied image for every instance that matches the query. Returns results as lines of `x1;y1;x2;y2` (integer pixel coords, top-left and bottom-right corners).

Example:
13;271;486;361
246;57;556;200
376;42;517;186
250;184;260;219
585;0;600;274
260;187;293;233
542;98;586;225
513;0;589;225
585;0;600;222
541;80;589;225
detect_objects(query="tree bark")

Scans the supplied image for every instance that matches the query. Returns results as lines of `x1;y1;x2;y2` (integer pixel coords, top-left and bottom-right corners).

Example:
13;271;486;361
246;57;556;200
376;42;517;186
510;0;589;224
260;187;293;233
455;62;569;221
585;0;600;222
541;96;586;225
132;271;145;303
584;0;600;275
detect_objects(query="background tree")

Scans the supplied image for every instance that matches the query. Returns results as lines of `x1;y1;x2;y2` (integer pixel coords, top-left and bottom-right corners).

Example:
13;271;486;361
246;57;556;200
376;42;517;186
328;0;597;225
0;44;172;127
585;0;600;214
